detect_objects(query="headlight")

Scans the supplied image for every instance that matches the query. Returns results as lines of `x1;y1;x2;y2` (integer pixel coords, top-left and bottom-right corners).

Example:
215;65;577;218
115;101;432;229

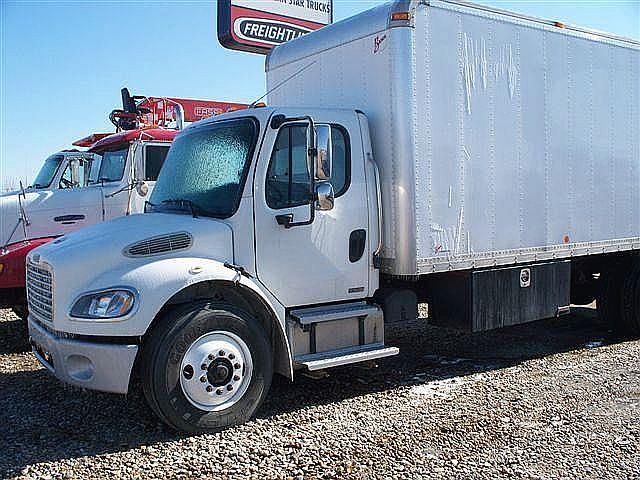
70;289;136;319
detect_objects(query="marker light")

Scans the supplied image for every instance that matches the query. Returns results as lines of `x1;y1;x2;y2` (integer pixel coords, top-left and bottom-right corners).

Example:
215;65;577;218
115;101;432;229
391;12;411;21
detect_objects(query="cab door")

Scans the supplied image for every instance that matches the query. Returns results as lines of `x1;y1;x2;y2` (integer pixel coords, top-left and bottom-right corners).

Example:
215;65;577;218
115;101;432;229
128;142;171;214
25;157;102;238
253;111;370;307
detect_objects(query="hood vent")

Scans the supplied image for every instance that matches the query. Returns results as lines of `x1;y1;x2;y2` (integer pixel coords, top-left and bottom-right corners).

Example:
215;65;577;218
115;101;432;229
124;232;193;257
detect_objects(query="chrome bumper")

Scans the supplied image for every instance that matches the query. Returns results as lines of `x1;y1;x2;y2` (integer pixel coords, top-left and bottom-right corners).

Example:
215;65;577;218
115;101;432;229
28;316;138;394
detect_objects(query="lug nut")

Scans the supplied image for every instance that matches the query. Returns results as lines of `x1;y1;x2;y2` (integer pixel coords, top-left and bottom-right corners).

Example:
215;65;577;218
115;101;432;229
206;385;213;393
201;363;207;370
208;354;214;360
233;375;240;382
228;353;235;360
226;384;233;391
200;376;207;383
234;363;241;370
216;389;223;395
218;350;225;356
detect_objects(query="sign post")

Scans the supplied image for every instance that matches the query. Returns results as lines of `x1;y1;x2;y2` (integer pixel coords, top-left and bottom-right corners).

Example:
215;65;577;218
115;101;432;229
218;0;332;54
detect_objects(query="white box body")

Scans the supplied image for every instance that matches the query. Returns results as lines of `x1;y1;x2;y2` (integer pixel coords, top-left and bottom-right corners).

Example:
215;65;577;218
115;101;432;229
267;0;640;275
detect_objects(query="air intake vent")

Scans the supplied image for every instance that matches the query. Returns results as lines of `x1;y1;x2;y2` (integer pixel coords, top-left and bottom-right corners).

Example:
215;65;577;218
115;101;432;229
124;232;193;257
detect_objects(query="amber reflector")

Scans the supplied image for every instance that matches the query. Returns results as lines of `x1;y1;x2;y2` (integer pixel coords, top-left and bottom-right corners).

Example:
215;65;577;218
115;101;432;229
391;12;411;21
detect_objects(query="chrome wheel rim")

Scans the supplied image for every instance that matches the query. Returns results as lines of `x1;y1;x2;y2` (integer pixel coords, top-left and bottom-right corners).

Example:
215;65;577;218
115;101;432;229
179;331;253;412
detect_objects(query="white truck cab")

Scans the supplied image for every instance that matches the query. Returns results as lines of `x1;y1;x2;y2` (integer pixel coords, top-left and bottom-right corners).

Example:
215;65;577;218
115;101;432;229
27;106;387;432
27;0;639;434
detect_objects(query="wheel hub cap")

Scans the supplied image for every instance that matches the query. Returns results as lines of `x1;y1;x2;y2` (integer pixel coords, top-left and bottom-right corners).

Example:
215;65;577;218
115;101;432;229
179;331;253;412
207;359;233;386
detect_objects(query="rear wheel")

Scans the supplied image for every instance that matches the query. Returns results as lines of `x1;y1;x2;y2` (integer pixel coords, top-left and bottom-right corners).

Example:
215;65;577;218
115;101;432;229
597;268;624;326
598;259;640;336
142;301;273;434
620;260;640;335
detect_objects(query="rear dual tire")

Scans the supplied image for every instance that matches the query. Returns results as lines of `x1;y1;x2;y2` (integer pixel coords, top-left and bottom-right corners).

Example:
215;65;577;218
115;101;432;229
597;258;640;335
142;301;273;434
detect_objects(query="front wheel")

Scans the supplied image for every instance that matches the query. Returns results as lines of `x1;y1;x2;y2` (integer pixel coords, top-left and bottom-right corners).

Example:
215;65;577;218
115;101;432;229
142;302;273;434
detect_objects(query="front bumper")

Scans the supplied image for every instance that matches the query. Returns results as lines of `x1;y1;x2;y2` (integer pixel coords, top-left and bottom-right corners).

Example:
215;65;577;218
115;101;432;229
28;316;138;394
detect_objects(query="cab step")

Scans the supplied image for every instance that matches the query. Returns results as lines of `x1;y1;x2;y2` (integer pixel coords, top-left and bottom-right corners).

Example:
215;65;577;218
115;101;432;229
295;343;399;371
290;302;380;325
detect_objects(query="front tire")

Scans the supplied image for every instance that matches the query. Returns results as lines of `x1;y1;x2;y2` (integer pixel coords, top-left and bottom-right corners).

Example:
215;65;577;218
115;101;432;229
142;301;273;434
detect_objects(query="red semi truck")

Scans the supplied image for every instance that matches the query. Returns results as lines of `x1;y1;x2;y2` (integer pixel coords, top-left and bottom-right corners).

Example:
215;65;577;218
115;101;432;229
0;89;247;322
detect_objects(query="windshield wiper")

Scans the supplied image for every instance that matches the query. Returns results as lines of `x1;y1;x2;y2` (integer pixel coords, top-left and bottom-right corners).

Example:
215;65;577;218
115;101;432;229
160;199;199;218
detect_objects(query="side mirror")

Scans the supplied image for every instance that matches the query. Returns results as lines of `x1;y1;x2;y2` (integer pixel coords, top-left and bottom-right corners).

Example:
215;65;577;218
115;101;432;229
314;125;332;180
316;182;334;211
136;181;149;197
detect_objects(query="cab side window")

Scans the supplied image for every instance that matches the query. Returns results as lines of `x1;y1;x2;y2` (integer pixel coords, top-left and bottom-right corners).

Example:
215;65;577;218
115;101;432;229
266;125;350;210
266;126;309;209
59;159;92;189
144;145;170;181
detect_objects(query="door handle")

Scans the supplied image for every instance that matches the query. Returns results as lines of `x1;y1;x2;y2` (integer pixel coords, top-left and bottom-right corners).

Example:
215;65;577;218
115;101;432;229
275;214;294;228
54;214;85;223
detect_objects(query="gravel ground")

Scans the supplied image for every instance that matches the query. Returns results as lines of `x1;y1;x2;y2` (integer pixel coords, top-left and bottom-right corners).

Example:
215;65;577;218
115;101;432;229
1;306;639;479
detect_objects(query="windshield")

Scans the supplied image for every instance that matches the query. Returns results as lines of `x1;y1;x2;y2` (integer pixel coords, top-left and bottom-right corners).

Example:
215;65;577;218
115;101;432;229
98;148;128;182
32;154;64;188
149;118;258;218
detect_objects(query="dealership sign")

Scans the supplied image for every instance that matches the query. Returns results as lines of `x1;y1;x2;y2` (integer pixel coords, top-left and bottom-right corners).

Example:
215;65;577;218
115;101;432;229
218;0;332;54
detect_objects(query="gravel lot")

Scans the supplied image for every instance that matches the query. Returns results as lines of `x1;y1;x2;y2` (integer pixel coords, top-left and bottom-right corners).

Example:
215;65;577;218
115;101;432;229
1;306;639;479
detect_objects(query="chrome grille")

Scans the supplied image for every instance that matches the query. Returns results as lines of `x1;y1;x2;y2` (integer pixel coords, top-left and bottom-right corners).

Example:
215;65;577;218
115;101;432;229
124;232;193;257
27;262;53;323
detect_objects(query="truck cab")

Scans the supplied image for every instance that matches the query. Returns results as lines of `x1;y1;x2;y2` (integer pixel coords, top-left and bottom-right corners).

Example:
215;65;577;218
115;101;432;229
26;106;390;433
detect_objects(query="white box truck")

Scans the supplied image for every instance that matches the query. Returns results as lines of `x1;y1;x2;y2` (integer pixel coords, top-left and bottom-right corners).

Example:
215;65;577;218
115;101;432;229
27;0;639;433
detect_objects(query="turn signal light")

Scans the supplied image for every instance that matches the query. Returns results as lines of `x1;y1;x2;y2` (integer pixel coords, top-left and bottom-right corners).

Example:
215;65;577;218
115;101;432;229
0;264;4;274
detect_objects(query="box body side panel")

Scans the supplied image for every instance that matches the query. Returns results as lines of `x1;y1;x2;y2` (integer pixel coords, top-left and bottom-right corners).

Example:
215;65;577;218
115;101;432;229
413;2;640;274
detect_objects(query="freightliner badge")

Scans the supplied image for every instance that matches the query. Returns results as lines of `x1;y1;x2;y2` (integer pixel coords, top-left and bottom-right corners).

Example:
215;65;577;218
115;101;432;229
218;0;333;54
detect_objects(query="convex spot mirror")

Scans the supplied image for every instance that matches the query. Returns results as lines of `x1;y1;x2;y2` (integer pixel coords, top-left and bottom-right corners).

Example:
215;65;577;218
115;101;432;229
316;181;334;211
136;181;149;197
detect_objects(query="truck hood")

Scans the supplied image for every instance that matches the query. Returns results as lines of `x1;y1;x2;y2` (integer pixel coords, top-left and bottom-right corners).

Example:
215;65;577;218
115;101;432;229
29;213;234;330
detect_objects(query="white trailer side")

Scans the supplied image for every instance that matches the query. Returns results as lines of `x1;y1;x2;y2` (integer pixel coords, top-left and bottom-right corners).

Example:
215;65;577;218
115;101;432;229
267;0;640;276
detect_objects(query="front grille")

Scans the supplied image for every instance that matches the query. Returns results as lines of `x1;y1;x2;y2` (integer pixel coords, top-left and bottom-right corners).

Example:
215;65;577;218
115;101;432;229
27;262;53;323
124;232;193;257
